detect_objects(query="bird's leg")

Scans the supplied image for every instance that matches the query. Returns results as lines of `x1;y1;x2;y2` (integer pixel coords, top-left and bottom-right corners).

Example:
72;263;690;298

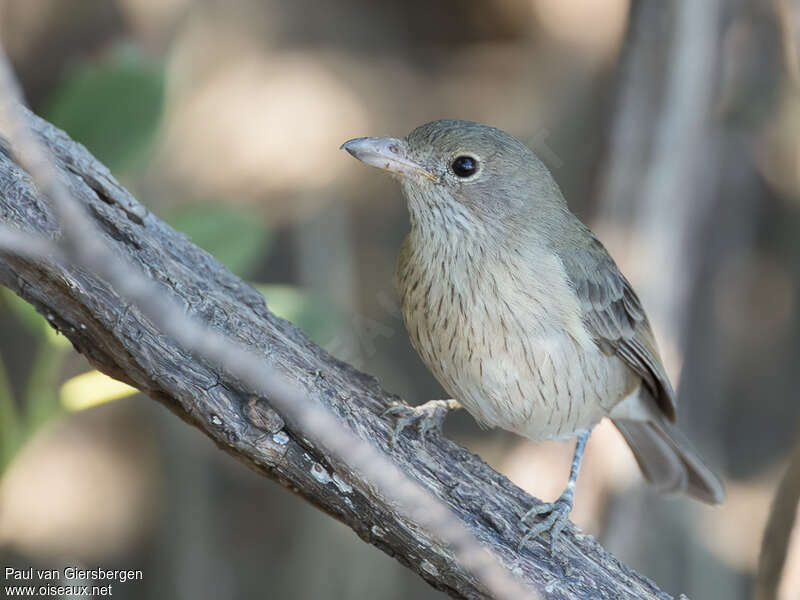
519;429;591;554
384;399;461;445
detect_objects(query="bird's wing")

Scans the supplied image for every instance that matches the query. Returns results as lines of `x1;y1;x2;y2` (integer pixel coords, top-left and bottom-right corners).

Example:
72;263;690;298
556;225;676;422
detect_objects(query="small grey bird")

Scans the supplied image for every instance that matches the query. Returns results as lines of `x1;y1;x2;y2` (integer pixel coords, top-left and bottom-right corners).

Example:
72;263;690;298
341;120;724;551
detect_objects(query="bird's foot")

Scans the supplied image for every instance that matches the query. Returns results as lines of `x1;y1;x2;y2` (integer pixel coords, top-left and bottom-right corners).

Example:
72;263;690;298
518;491;575;554
383;399;458;446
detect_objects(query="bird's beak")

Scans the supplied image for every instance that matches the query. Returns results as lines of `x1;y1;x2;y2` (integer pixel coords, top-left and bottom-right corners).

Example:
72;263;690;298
340;137;438;182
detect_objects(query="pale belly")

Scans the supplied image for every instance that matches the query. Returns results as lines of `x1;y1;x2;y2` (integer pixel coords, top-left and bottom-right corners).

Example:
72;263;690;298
398;241;635;440
405;308;630;439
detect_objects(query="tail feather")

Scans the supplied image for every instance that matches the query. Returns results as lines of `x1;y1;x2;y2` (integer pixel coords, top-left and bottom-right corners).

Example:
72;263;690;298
613;418;725;504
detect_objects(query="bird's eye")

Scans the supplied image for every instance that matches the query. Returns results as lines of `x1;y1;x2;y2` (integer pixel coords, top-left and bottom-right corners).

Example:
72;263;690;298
451;155;478;178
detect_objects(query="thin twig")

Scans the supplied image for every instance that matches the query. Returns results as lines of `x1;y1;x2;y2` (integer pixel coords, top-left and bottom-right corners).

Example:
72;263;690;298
756;439;800;600
0;224;60;260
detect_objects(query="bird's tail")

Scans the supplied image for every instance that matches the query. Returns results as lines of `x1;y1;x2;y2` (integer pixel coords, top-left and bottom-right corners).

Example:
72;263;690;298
613;417;725;504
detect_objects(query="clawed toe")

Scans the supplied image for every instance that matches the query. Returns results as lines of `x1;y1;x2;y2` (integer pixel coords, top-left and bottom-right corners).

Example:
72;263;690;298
382;405;414;420
383;401;450;445
518;497;573;554
383;405;420;444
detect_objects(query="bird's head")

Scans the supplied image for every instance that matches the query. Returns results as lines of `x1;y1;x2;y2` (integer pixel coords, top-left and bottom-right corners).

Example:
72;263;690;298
341;119;566;236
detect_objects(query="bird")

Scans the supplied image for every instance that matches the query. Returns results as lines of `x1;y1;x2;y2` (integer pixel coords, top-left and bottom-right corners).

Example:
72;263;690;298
340;120;725;552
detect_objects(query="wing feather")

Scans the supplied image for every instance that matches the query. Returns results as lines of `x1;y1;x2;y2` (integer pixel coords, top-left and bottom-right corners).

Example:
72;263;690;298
557;227;676;421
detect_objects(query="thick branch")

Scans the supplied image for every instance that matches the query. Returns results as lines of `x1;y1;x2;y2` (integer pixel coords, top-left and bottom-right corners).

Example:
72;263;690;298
0;110;672;600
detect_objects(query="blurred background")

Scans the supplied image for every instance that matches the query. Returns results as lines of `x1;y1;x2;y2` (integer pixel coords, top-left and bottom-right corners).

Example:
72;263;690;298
1;0;799;598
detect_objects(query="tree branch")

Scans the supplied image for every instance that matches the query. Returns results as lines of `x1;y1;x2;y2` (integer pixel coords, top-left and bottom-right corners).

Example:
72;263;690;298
0;108;673;599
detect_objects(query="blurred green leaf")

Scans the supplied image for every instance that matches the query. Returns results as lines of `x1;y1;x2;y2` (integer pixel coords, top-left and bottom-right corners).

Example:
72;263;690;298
256;284;337;343
3;288;50;340
23;342;68;432
60;369;138;412
0;355;20;473
169;205;270;278
2;289;74;347
0;321;67;473
0;295;69;474
44;46;164;173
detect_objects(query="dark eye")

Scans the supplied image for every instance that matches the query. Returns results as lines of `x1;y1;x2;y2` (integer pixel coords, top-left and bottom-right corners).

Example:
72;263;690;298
451;155;478;178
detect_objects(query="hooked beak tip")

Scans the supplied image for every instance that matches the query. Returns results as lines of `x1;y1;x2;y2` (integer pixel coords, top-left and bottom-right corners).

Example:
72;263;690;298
339;138;365;153
340;136;437;182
